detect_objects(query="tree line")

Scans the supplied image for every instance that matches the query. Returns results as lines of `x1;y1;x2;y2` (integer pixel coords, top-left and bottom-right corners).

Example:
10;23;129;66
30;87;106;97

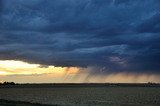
0;81;15;85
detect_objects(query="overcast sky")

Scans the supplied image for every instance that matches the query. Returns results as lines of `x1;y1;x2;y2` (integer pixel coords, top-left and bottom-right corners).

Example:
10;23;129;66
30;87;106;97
0;0;160;76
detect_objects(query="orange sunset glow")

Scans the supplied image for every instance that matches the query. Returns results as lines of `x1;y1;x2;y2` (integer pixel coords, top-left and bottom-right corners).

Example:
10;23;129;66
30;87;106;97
0;60;159;83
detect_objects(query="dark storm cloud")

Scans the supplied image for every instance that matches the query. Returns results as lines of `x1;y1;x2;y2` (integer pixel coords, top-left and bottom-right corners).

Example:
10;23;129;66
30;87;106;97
0;0;160;73
137;13;160;33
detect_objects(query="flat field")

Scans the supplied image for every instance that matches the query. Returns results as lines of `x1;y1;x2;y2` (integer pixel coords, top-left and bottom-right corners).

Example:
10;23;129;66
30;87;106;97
0;85;160;106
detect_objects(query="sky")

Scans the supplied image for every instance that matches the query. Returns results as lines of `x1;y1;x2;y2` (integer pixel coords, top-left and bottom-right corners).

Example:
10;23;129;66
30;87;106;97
0;0;160;83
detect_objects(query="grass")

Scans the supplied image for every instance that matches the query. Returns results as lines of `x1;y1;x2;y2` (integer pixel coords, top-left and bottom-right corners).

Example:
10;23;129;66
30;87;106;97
0;99;59;106
0;86;160;106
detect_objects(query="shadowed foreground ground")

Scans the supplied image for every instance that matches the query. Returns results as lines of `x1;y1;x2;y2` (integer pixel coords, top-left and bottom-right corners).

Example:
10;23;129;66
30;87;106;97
0;99;57;106
0;84;160;106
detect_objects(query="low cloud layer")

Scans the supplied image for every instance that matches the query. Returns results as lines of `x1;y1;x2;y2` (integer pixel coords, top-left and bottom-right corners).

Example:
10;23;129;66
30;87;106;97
0;0;160;74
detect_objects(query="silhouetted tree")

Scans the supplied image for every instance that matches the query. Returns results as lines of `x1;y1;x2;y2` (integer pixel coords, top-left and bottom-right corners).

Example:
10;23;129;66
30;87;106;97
2;81;15;85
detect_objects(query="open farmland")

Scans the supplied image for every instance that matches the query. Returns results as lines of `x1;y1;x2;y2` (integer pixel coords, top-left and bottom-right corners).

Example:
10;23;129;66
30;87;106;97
0;85;160;106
